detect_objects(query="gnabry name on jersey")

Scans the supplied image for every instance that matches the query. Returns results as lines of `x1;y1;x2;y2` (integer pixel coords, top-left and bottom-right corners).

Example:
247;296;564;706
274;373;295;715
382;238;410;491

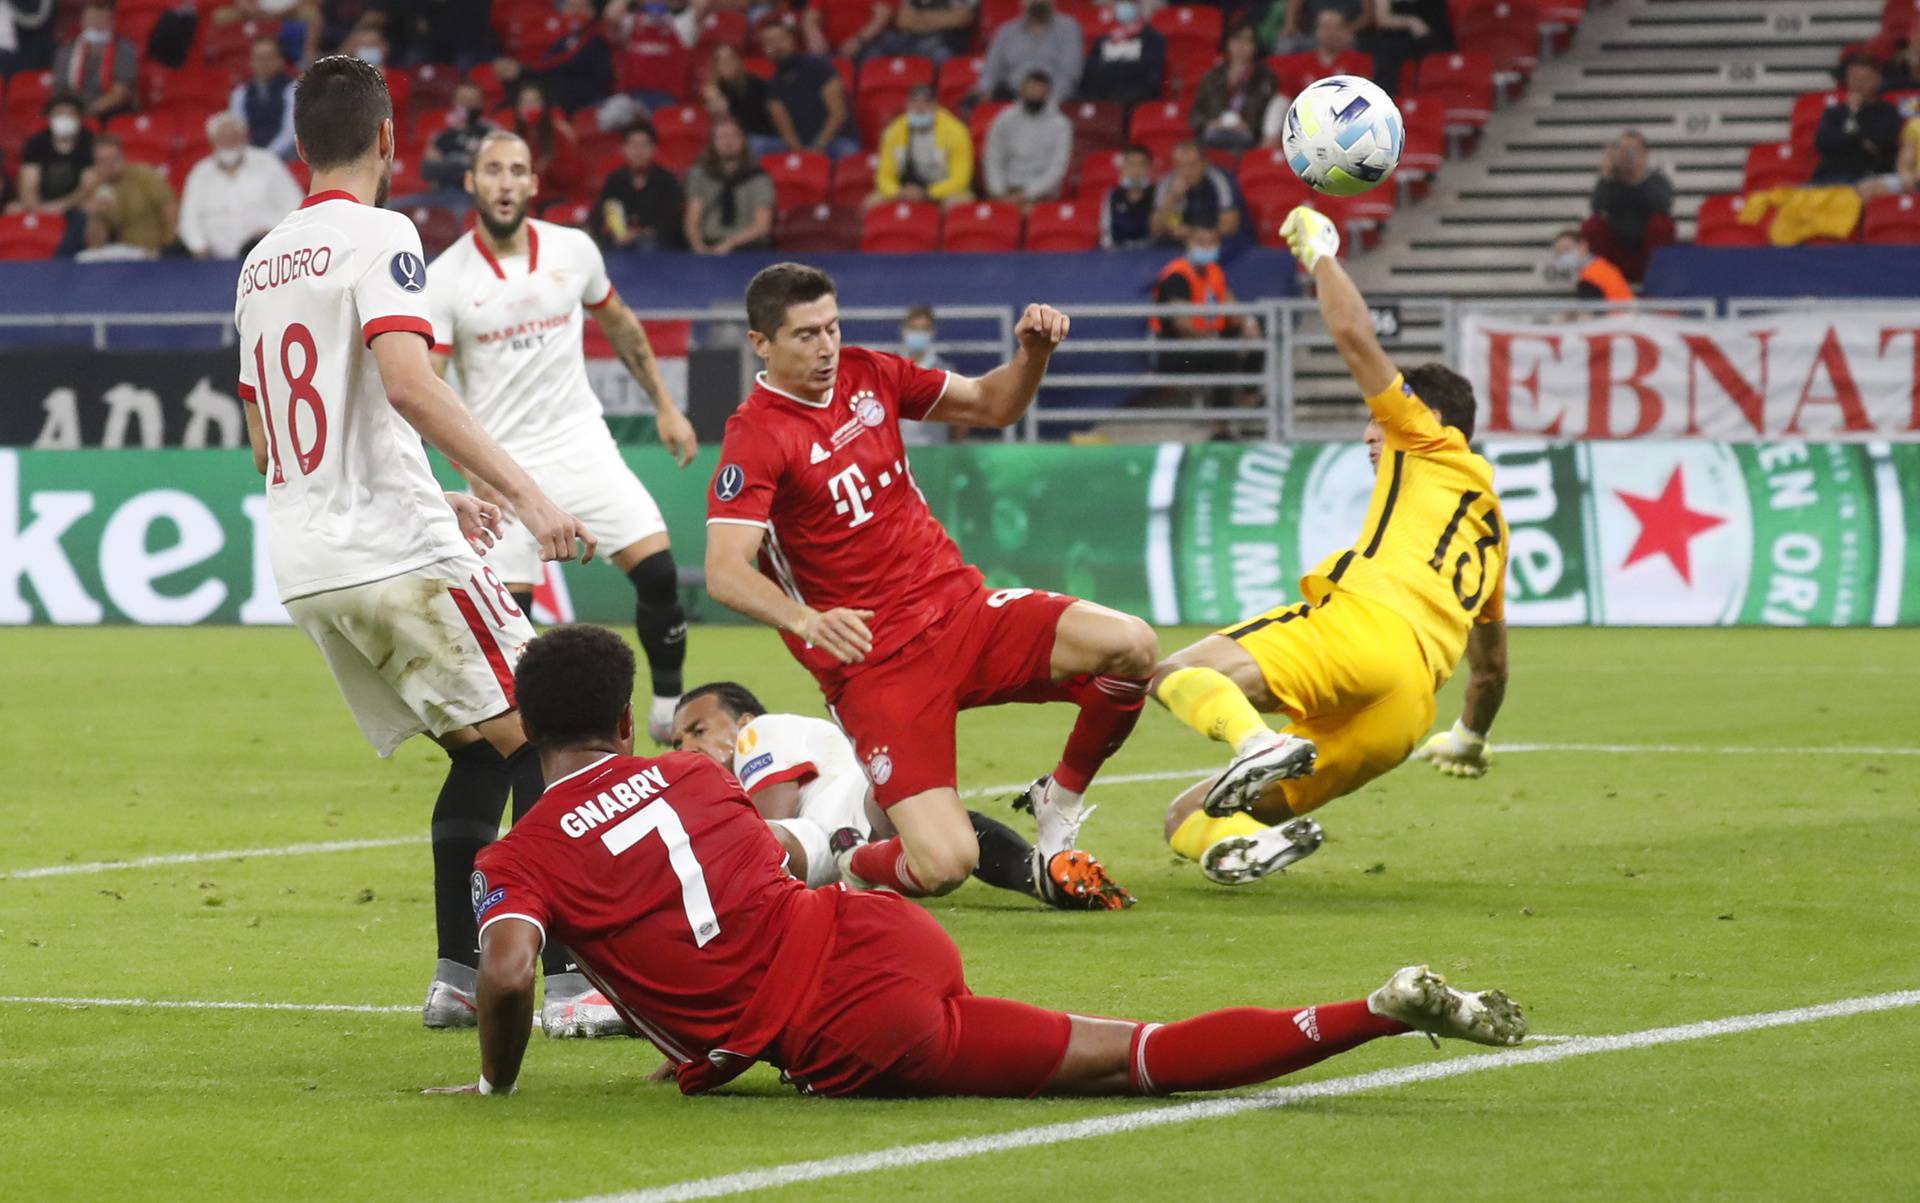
559;764;674;838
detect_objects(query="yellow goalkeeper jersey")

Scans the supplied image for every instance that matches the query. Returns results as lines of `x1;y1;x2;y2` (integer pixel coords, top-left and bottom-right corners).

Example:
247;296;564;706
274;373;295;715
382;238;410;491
1299;374;1507;690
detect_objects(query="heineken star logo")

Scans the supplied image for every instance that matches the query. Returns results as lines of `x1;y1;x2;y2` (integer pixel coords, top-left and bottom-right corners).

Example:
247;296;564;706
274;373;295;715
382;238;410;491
1615;466;1726;585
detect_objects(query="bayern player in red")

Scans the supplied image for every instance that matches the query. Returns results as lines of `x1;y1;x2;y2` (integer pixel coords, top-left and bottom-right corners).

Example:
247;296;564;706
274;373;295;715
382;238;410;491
704;263;1156;906
428;625;1527;1099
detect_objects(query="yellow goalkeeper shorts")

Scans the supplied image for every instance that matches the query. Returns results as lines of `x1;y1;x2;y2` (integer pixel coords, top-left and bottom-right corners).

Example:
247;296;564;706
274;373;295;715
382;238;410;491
1217;590;1436;816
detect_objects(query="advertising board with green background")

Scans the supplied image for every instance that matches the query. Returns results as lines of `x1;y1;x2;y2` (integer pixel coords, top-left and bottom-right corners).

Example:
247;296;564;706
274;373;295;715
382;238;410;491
2;441;1915;627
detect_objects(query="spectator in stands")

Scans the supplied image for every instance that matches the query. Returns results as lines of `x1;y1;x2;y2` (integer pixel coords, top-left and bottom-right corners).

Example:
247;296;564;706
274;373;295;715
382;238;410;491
683;115;775;254
759;21;860;159
978;0;1083;102
1362;0;1451;97
380;0;497;66
53;1;137;121
421;81;497;194
0;0;58;77
828;0;895;59
1268;9;1368;101
210;1;322;66
595;124;684;250
509;79;583;199
1859;110;1920;199
177;110;302;258
1261;0;1363;56
983;69;1071;206
231;38;298;161
868;0;978;65
78;132;176;257
342;22;389;67
872;83;974;207
1152;139;1241;244
1813;54;1904;186
1100;143;1157;248
1080;0;1165;106
1580;129;1673;284
703;43;778;155
1882;37;1920;92
6;94;93;218
898;304;955;444
525;0;615;113
1549;229;1632;302
1192;25;1278;151
1151;218;1261;409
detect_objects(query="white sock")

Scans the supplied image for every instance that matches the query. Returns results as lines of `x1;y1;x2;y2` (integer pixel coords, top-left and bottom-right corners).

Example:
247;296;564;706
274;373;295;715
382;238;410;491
1047;778;1085;812
649;695;678;726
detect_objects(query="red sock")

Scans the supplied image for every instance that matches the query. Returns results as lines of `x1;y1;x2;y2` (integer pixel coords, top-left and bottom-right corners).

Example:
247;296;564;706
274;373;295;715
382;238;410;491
1053;675;1149;794
847;837;932;897
1129;1000;1408;1094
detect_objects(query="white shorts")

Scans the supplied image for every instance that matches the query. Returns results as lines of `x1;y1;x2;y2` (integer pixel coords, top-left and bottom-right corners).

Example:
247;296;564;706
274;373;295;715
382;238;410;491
768;772;873;888
486;435;667;585
286;555;536;757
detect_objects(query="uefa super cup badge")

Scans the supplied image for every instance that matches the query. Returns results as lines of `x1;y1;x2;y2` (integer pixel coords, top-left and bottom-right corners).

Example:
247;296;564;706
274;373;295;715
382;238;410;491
854;391;885;428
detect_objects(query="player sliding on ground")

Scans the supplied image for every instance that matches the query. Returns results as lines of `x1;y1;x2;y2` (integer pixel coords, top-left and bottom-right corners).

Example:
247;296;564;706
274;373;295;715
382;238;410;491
1150;206;1511;886
426;130;700;748
427;626;1527;1099
702;263;1154;907
671;683;1126;908
232;57;601;1031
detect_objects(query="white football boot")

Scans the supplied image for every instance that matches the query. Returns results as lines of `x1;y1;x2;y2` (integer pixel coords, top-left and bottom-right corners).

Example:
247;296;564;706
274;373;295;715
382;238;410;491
1367;964;1527;1047
1015;775;1096;861
1201;732;1318;817
541;973;630;1039
1199;817;1326;886
422;958;478;1029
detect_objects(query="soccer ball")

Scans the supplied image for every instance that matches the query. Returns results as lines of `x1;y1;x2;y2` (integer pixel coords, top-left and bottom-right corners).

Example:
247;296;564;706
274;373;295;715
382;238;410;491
1281;75;1404;197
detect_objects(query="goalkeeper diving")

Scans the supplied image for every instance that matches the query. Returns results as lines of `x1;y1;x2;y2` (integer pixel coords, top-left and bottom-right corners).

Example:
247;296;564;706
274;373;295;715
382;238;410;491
1148;206;1511;886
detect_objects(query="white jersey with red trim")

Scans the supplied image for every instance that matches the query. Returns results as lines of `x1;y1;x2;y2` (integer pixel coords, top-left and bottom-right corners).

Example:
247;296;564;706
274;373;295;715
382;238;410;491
234;189;469;602
424;218;617;463
733;712;869;834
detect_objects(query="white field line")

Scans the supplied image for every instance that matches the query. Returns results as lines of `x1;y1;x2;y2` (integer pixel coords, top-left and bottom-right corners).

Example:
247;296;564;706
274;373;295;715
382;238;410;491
0;995;416;1015
7;743;1917;882
558;989;1920;1203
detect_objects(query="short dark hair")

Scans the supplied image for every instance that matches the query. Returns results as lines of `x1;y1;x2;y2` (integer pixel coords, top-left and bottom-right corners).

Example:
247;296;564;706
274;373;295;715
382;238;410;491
1553;227;1583;244
1123;143;1151;159
745;262;837;338
93;132;122;152
625;122;656;143
44;91;82;116
678;681;768;721
1404;362;1477;441
252;35;283;56
1024;69;1052;86
904;303;934;323
514;625;636;748
293;55;392;170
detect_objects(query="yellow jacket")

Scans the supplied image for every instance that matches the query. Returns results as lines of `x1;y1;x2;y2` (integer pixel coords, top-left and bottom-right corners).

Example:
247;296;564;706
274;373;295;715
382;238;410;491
1740;185;1861;246
876;108;973;201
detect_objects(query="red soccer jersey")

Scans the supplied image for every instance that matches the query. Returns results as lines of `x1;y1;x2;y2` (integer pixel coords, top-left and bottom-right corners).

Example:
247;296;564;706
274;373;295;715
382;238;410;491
471;751;841;1086
706;346;984;681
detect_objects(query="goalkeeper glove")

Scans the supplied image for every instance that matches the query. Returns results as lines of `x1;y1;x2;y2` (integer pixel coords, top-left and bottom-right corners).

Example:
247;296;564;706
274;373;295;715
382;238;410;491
1279;206;1340;272
1414;720;1491;779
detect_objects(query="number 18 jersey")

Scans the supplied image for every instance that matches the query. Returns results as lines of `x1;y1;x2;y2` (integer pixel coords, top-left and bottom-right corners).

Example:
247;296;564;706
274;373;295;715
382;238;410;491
234;190;468;602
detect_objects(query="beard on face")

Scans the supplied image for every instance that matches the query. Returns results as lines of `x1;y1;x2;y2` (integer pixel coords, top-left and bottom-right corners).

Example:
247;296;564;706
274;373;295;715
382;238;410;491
477;194;529;241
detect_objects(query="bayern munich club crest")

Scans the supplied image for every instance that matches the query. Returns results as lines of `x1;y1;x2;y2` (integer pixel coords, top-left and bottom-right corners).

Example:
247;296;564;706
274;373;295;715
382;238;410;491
714;463;745;501
853;391;885;428
866;747;893;785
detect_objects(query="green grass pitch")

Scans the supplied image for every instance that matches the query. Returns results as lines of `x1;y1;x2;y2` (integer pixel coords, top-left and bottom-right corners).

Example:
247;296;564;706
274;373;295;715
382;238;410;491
2;625;1916;1201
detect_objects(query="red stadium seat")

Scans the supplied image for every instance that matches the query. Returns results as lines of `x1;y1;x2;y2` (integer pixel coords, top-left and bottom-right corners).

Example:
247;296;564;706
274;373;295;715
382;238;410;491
1395;94;1448;179
1743;142;1813;192
832;56;857;98
382;69;414;126
937;56;984;109
107;111;191;165
832;153;880;206
1414;53;1495;128
407;204;464;257
859;55;936;106
143;63;238;114
818;0;884;50
468;60;508;107
1863;194;1920;243
0;211;65;260
1791;91;1844;155
1694;193;1770;246
778;202;863;252
204;19;281;73
616;36;694;101
410;63;462;114
1063;100;1126;152
694;9;750;52
760;150;833;206
1239;146;1295;186
4;70;55;128
861;200;941;252
1074;148;1126;200
1453;0;1539;82
1128;99;1192;160
540;199;593;227
855;90;906;144
1024;199;1099;250
742;55;775;81
1149;4;1223;53
969;100;1010;151
1164;42;1218;101
977;0;1024;44
1241;171;1312;216
652;104;711;171
941;199;1022;250
1267;52;1372;98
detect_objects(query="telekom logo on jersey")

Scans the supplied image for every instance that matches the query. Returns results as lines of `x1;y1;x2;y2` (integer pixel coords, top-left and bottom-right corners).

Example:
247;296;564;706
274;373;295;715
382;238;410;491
558;763;674;839
239;246;333;297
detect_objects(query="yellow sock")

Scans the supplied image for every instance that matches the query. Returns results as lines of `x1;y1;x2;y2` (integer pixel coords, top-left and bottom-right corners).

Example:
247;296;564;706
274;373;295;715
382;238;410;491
1169;811;1272;861
1156;666;1271;751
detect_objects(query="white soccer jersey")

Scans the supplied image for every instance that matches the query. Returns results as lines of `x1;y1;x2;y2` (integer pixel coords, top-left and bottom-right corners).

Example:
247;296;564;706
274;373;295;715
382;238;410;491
234;189;469;602
425;218;617;463
733;713;871;835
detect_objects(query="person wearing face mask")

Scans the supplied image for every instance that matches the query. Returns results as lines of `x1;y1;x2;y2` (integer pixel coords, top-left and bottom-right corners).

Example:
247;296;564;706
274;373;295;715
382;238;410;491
1100;144;1157;248
1547;229;1632;303
983;69;1072;206
8;94;93;219
896;306;958;446
1080;0;1165;106
52;0;136;120
176;110;303;258
871;84;974;208
1149;220;1262;409
229;37;298;161
423;81;499;194
977;0;1083;102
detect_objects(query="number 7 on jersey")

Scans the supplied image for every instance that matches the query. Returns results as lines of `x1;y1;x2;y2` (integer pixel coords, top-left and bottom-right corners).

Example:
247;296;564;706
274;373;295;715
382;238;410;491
600;800;722;947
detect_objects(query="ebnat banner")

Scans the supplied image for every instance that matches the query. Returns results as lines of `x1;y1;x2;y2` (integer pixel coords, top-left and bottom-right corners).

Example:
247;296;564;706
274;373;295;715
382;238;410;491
1;442;1915;626
1460;309;1920;440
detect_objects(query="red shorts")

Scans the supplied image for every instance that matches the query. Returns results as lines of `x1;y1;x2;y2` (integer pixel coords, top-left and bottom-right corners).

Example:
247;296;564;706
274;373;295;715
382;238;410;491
772;891;1074;1098
825;586;1080;807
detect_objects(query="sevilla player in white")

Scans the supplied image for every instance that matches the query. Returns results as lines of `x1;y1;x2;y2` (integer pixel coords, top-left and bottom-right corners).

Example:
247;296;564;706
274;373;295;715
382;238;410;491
669;682;1125;907
234;56;599;1033
426;131;700;745
706;264;1157;905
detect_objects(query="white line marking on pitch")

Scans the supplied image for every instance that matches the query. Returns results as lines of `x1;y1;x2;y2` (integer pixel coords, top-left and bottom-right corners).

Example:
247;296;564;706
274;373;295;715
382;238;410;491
7;743;1916;881
555;989;1920;1203
0;995;417;1015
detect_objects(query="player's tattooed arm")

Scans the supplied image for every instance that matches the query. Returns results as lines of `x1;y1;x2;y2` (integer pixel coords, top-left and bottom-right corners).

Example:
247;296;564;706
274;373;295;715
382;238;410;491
932;303;1070;427
706;522;875;663
424;917;538;1097
590;294;698;467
